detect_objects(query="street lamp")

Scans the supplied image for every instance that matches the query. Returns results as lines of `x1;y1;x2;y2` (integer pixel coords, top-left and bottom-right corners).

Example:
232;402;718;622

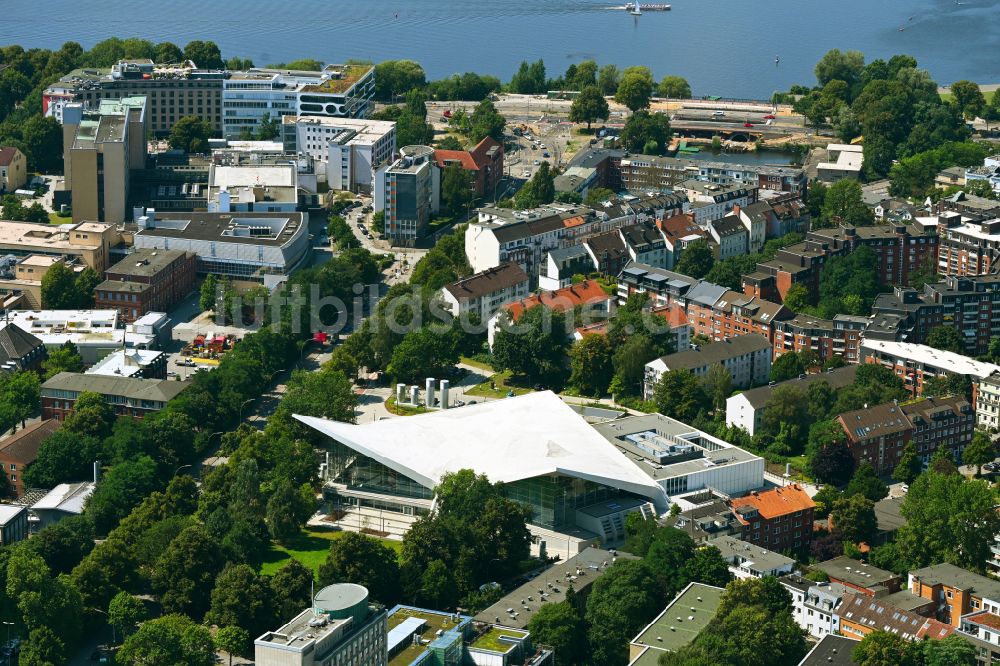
238;397;255;422
175;464;193;477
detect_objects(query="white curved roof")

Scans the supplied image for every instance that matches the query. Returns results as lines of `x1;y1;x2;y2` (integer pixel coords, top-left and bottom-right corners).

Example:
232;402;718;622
295;391;665;502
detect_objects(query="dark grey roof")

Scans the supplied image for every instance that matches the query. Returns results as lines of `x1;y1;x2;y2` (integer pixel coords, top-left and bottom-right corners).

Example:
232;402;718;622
798;635;858;666
710;216;747;238
442;262;529;301
41;372;190;403
909;563;1000;600
134;212;303;247
491;214;567;243
656;335;771;371
874;496;906;533
105;248;192;279
812;557;898;589
735;366;858;409
0;322;45;370
547;245;590;263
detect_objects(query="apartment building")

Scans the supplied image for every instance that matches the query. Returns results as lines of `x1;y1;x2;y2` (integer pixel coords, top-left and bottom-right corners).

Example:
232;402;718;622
837;592;952;641
222;64;375;138
810;556;902;597
729;484;815;552
644;334;772;400
869;275;1000;356
936;210;1000;276
737;195;808;239
902;395;976;465
489;279;612;347
909;563;1000;628
772;313;867;364
45;59;226;135
0;146;27;193
63;96;148;223
726;366;858;437
95;248;197;323
750;223;938;303
837;402;914;476
0;419;60;498
779;575;845;639
539;246;596;291
613;151;805;195
707;215;749;260
41;372;190;421
860;339;1000;399
681;180;758;225
439;262;530;323
658;213;706;270
375;145;440;246
977;372;1000;431
434;137;505;199
281;115;396;193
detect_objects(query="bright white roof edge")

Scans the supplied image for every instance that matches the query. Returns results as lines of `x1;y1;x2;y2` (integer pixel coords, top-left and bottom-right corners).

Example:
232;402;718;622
295;391;666;503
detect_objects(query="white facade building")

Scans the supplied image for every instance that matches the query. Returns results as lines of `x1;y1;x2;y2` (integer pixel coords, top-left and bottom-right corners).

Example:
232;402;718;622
644;335;772;400
222;64;375;138
439;263;530;324
282;116;396;193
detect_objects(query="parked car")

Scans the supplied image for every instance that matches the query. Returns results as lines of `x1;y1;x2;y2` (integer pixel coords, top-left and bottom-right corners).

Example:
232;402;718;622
712;110;725;117
542;151;550;158
743;122;754;127
522;170;531;178
763;114;776;119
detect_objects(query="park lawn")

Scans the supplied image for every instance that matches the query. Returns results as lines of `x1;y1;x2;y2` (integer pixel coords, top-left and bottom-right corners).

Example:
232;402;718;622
459;356;495;373
939;89;995;104
260;528;401;576
48;212;67;224
385;396;428;416
465;369;534;399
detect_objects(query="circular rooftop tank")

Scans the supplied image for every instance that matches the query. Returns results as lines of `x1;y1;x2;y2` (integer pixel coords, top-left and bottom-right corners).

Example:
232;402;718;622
314;583;370;625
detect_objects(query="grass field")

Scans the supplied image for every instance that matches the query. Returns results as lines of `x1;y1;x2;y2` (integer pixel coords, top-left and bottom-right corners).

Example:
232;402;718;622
466;369;534;399
260;527;402;576
939;89;996;104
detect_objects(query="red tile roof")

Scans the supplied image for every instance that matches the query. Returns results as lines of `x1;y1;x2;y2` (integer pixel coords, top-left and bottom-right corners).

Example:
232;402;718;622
0;147;19;167
651;304;689;328
434;137;502;172
658;213;705;243
730;484;814;522
507;280;610;321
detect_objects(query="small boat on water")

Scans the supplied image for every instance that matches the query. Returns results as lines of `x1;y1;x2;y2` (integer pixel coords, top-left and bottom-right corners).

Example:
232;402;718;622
623;2;671;11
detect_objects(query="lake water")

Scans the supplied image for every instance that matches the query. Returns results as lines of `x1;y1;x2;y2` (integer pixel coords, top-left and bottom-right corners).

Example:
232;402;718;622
3;0;999;98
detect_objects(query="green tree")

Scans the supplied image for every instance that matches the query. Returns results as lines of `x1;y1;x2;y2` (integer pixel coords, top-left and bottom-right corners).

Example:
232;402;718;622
514;161;555;209
108;591;146;643
783;283;812;312
598;64;621;96
657;75;691;99
611;334;660;397
39;261;78;309
703;363;733;410
893;441;923;484
509;59;547;94
214;626;251;666
684;545;733;587
620;109;672;154
20;115;64;172
919;634;977;666
674;239;714;278
527;601;586;666
897;470;1000;572
927;325;966;354
819;179;874;228
42;340;84;379
18;627;65;666
585;560;663;666
206;564;274;639
845;461;888;501
614;66;654;112
806;421;855;485
770;351;807;383
852;630;914;666
493;305;569;385
183;40;224;68
255;112;279;140
963;430;996;476
569;85;610;129
654;369;709;421
373;60;426;102
830;494;877;544
151;525;225;618
318;532;401;606
264;480;313;545
951;80;986;119
569;333;613;396
270;559;314;622
0;369;40;430
440;161;476;217
154;41;184;64
815;49;866;89
168;115;213;153
468;98;506;143
760;385;810;451
118;614;215;666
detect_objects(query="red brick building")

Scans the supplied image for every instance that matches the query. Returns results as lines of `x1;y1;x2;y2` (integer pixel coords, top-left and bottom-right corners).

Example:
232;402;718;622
434;136;504;199
0;419;60;497
95;248;197;323
771;313;867;363
729;484;815;552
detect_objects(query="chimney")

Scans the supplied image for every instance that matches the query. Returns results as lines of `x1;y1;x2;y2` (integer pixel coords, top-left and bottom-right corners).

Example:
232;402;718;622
425;378;435;408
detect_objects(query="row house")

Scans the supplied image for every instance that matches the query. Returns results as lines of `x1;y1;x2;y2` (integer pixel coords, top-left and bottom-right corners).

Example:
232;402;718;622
658;213;707;270
977;372;1000;431
838;591;953;642
860;339;1000;400
707;215;749;260
680;180;758;226
780;575;844;639
737;194;809;239
771;313;867;364
439;262;531;324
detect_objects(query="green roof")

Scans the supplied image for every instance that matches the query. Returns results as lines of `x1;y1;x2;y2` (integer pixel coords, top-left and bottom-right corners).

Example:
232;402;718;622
630;582;724;655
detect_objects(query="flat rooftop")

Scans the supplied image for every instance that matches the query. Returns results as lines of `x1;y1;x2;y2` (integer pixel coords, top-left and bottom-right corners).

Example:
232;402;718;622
105;248;191;279
475;547;631;629
386;606;469;666
257;607;353;653
630;582;724;655
134;212;303;247
0;221;107;251
811;557;897;589
591;413;762;482
86;349;165;378
712;534;796;574
861;339;1000;378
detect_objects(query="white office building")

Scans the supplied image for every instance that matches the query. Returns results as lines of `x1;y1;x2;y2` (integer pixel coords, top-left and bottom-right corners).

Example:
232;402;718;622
222;64;375;138
282;116;396;194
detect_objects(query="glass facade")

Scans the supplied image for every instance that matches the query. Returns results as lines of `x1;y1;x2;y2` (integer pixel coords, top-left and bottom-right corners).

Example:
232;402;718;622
505;475;626;530
328;441;433;500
